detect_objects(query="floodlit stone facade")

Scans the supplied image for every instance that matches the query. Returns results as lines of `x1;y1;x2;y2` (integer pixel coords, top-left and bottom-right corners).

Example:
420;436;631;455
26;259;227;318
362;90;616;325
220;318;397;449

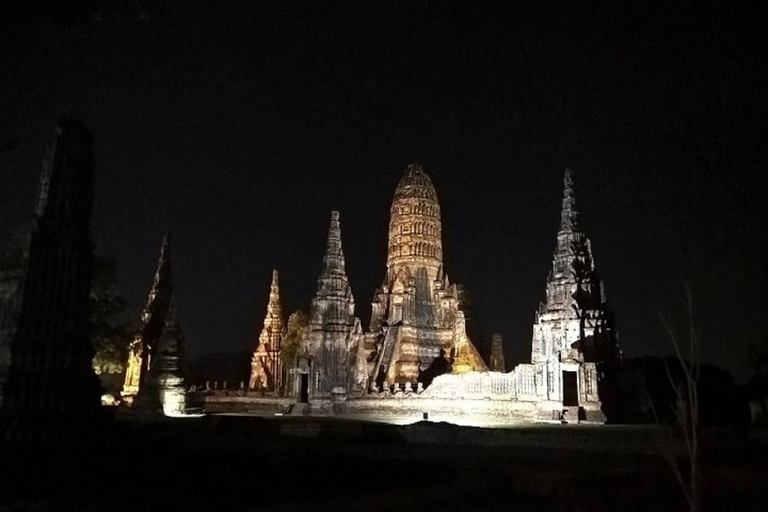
249;270;285;391
367;164;487;386
237;165;619;424
513;169;620;421
287;211;365;402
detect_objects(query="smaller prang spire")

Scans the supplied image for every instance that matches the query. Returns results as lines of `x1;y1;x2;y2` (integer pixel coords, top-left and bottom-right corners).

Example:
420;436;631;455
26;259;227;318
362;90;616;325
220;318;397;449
310;211;355;328
316;211;349;297
559;168;580;234
249;269;285;391
267;269;281;315
259;268;285;351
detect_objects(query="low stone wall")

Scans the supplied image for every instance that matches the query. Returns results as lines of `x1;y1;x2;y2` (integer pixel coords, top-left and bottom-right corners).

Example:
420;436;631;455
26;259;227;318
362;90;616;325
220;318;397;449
204;394;605;425
204;395;293;415
338;397;547;425
203;371;607;425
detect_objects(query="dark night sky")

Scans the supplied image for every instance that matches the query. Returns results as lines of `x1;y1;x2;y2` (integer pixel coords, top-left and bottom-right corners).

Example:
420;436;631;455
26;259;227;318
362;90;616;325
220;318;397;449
1;1;766;382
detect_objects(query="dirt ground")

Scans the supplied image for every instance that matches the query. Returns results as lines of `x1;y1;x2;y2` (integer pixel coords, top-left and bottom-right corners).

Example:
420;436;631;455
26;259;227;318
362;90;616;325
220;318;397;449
1;415;766;511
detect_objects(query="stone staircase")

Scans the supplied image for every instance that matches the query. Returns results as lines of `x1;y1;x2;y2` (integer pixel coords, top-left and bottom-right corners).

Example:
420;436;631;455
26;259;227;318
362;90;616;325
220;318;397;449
372;326;399;383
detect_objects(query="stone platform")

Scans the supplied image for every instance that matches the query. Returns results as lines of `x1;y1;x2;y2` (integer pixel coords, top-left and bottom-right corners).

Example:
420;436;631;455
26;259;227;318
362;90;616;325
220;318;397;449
204;393;605;426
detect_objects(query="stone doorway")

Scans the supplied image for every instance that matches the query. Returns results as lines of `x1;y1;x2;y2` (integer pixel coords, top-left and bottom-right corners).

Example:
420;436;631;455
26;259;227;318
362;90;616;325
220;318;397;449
299;373;309;403
562;371;578;406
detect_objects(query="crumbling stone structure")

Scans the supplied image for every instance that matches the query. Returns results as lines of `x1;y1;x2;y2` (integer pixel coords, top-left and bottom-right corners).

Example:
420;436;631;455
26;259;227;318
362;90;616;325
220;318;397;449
367;164;486;387
287;212;365;402
123;235;173;408
489;333;505;373
514;169;620;421
248;270;285;391
236;165;620;424
147;298;188;416
0;118;101;444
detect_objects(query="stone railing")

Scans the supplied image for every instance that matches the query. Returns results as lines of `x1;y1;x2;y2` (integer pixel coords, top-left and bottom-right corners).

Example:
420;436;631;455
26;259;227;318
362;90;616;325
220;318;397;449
420;371;517;401
515;364;537;399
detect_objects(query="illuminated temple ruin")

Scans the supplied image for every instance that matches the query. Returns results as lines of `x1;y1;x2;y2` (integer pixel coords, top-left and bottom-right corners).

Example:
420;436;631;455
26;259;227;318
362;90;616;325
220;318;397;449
366;164;487;384
249;270;286;391
219;164;619;424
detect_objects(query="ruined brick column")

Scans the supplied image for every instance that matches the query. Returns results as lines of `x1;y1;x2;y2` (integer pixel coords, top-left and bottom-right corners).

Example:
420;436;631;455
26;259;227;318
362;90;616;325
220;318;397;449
489;333;506;372
0;118;100;445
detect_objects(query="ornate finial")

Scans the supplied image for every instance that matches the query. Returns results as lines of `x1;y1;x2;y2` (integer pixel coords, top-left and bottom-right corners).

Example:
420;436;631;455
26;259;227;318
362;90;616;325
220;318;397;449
324;211;343;259
267;269;282;317
560;168;580;233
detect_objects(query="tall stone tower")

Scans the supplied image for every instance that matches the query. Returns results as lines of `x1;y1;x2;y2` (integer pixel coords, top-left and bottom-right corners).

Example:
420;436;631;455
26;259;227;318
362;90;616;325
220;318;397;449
368;164;486;387
385;164;444;284
249;269;286;391
532;169;619;365
291;211;363;401
1;118;101;444
528;169;618;418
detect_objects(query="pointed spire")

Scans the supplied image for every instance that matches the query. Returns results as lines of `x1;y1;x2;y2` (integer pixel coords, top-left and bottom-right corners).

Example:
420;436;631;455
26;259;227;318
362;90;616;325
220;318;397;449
267;269;281;317
135;234;174;395
259;268;284;347
311;211;355;327
250;269;285;391
323;211;345;274
316;211;348;294
560;168;580;233
142;233;172;324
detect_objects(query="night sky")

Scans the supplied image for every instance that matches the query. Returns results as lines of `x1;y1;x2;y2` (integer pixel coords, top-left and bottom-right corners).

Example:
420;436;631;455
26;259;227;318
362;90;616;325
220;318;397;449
1;1;766;382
